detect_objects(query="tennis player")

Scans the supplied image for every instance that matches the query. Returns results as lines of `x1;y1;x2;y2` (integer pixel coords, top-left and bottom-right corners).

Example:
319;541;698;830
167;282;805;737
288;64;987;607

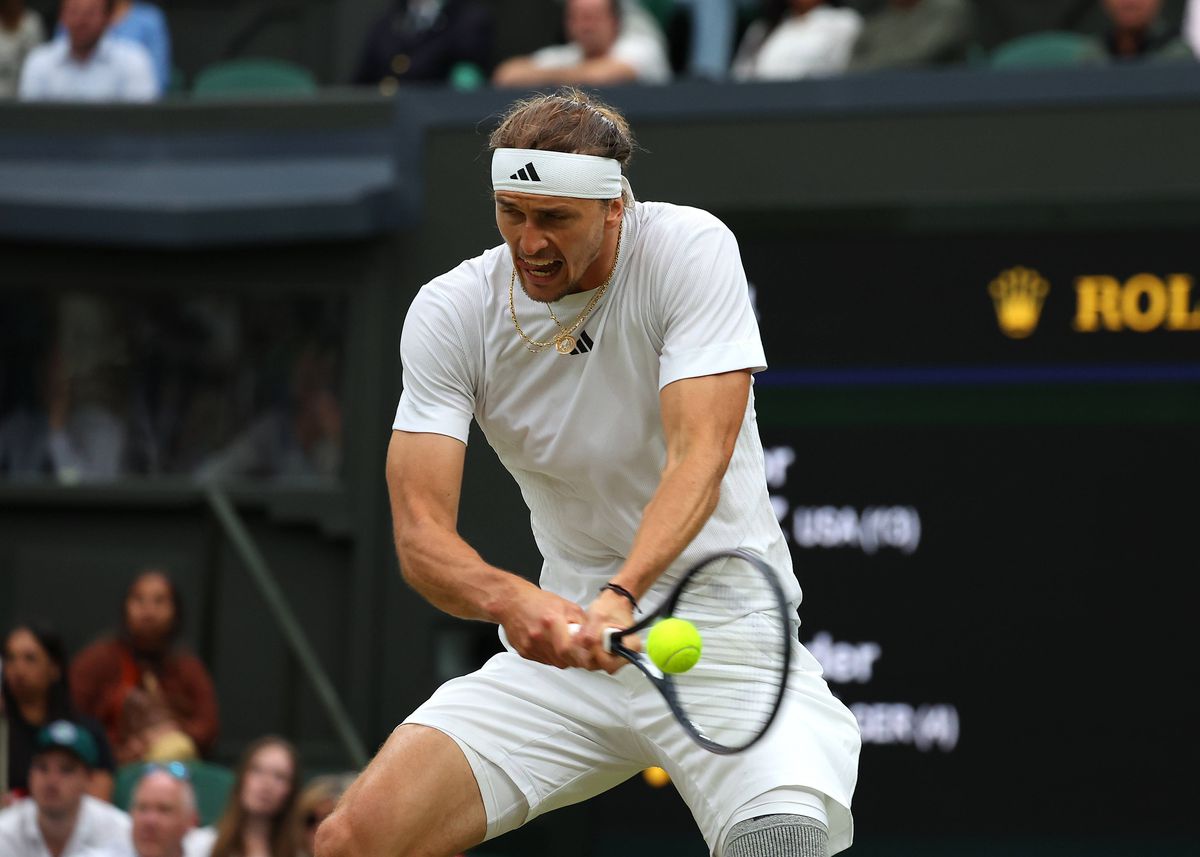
316;88;860;857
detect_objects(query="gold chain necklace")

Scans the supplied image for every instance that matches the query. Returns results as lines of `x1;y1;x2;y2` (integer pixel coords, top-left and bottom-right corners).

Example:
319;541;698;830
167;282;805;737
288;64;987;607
509;222;622;355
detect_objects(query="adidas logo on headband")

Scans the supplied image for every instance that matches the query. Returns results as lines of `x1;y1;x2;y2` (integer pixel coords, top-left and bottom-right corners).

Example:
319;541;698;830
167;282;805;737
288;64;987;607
509;162;542;182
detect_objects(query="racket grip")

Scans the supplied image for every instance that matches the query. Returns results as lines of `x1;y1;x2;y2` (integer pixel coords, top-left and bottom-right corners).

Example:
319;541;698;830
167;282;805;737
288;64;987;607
566;623;618;654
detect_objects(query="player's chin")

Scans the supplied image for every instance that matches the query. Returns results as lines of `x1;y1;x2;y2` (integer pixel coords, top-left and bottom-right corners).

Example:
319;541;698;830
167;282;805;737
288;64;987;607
518;267;567;300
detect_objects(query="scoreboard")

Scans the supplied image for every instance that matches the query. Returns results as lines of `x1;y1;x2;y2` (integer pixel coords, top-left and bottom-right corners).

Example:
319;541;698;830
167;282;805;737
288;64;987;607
739;223;1200;838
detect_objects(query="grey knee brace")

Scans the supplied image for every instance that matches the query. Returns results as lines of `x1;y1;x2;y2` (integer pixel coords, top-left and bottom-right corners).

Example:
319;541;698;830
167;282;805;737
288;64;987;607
722;814;829;857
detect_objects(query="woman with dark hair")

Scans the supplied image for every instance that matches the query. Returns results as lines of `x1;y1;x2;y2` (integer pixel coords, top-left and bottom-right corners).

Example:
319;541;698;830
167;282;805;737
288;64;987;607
69;568;220;765
1;622;117;804
190;735;301;857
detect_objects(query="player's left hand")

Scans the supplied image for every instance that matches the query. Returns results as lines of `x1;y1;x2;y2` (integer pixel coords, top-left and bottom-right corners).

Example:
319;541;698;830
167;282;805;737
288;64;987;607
573;588;638;674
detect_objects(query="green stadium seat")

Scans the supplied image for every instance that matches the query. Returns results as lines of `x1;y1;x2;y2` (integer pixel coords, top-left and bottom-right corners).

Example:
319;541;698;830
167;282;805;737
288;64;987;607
114;760;235;826
989;31;1108;69
192;58;318;98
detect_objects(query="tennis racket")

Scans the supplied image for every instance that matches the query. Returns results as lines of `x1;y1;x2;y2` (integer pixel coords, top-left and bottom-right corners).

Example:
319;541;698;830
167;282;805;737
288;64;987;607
572;548;793;755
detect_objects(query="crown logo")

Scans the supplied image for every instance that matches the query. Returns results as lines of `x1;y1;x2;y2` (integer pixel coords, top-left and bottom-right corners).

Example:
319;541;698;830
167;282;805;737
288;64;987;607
989;267;1049;339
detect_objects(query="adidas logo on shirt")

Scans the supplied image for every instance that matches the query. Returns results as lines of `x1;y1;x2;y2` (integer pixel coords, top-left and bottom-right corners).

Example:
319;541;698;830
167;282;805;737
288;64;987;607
569;330;594;356
509;162;542;182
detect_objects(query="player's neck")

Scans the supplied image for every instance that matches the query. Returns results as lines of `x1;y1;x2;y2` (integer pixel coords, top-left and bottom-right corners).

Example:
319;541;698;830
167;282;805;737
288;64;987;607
576;220;622;294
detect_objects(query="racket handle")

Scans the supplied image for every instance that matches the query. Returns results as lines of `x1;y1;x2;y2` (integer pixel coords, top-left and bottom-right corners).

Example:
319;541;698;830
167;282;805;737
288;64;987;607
566;623;618;654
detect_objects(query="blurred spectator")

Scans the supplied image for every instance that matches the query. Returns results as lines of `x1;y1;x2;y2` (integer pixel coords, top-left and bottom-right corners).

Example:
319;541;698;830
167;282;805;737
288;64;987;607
106;1;170;94
192;340;342;484
353;0;495;93
41;292;136;484
3;624;117;804
848;0;973;71
1188;0;1200;56
668;0;740;78
1097;0;1193;61
70;569;219;766
292;773;352;857
18;0;156;101
192;736;300;857
493;0;671;87
54;0;170;94
0;720;131;856
732;0;862;80
103;763;207;857
0;300;54;479
0;0;43;97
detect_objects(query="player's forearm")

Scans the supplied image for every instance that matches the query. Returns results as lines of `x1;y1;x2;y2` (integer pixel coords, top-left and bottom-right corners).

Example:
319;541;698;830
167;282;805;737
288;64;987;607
394;520;534;623
611;452;725;599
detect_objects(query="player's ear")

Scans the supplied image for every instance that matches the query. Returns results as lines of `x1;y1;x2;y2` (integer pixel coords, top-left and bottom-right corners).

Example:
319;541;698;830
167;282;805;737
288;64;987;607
604;197;624;229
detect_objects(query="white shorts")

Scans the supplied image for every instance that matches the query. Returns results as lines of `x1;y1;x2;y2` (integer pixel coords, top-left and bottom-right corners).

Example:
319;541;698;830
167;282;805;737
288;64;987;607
403;632;860;855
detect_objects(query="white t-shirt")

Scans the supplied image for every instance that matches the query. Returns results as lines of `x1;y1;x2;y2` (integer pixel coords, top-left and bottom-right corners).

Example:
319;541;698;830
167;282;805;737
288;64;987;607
0;10;44;98
94;824;215;857
733;5;862;81
529;30;671;83
0;795;131;857
394;199;799;615
18;35;157;102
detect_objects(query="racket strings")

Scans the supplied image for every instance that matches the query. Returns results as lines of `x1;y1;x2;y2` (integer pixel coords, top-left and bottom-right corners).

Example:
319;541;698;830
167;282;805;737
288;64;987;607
665;554;790;751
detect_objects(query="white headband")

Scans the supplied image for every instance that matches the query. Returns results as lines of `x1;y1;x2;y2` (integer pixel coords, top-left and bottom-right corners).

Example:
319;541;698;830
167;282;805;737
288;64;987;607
492;148;624;199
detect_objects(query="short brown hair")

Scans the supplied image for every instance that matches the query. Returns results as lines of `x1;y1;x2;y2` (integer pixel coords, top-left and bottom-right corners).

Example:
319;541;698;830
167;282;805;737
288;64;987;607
489;87;635;171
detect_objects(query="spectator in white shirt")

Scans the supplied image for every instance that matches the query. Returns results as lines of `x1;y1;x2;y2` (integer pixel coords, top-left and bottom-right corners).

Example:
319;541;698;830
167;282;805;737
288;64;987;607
102;763;212;857
0;720;132;857
18;0;156;102
0;0;43;97
1188;0;1200;55
492;0;670;86
732;0;862;80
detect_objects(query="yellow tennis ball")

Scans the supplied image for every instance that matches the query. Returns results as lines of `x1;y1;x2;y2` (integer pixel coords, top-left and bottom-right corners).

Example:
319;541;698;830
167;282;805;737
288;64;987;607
642;766;671;788
646;618;702;674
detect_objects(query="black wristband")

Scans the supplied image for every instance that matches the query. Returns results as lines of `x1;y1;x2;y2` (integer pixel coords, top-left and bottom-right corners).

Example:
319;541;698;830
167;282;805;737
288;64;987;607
600;582;639;613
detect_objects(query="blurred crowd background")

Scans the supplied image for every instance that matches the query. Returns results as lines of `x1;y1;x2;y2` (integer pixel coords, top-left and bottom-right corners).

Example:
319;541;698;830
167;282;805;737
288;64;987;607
2;3;1197;856
0;0;1196;101
2;568;361;857
1;0;1197;488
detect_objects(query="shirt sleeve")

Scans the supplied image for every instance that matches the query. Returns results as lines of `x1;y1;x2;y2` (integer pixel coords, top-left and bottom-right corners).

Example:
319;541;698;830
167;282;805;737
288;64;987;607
656;211;766;390
122;43;160;101
612;33;671;83
393;283;478;444
17;49;46;100
144;7;172;94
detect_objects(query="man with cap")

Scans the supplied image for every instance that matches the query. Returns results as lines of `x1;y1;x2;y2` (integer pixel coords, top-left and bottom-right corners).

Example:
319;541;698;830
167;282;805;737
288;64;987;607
0;719;131;856
317;86;860;857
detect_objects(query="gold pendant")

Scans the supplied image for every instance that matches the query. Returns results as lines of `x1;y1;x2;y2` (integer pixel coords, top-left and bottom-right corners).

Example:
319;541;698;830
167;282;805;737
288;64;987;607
555;334;575;355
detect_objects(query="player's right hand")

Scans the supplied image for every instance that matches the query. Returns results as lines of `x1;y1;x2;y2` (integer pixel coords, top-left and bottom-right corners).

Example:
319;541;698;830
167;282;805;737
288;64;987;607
496;584;586;669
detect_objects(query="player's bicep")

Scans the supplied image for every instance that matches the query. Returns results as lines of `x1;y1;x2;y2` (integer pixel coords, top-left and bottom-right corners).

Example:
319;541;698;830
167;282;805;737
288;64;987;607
386;430;467;536
659;370;751;472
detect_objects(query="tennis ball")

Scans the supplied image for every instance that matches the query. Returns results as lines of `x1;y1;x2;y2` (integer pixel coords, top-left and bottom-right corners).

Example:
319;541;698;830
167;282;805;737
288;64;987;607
646;618;702;674
642;766;671;788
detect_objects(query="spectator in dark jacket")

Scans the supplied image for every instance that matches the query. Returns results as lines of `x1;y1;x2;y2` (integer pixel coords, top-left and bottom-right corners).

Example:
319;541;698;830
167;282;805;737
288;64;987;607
70;569;219;766
353;0;494;92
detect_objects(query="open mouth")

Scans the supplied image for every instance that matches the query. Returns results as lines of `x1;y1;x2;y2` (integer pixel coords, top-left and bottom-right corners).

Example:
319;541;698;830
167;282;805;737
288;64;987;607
521;260;563;280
